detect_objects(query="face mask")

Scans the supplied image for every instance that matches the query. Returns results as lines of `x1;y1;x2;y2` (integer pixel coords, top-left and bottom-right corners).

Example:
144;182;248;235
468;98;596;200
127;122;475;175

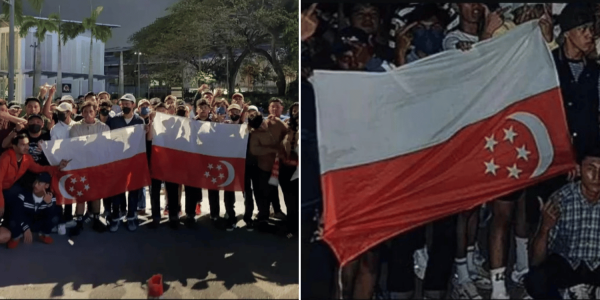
99;108;109;116
230;114;241;122
141;107;150;115
248;115;263;129
57;112;67;122
176;110;186;117
29;124;41;134
122;107;132;114
412;27;445;56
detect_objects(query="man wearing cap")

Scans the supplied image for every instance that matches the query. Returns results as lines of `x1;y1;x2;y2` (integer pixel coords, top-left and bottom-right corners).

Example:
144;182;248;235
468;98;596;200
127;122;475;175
242;105;260;231
331;26;395;72
105;93;146;232
3;172;61;249
0;134;70;243
24;97;50;131
8;102;21;117
50;102;75;141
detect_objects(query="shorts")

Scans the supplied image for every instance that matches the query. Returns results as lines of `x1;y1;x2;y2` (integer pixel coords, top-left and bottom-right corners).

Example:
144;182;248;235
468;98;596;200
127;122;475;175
497;189;525;202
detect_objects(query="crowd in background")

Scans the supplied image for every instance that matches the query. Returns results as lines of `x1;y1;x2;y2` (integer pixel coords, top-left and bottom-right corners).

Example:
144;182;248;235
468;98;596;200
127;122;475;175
302;2;600;299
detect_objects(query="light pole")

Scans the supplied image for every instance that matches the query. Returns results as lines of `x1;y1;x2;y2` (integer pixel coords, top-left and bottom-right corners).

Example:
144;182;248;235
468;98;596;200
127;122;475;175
5;0;15;101
134;51;142;98
30;42;38;95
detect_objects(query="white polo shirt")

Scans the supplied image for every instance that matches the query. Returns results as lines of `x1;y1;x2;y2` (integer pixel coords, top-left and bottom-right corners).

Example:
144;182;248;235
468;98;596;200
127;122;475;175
50;119;76;140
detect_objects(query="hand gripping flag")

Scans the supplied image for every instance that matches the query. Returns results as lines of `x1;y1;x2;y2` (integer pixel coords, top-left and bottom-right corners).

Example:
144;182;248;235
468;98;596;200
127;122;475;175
311;21;576;266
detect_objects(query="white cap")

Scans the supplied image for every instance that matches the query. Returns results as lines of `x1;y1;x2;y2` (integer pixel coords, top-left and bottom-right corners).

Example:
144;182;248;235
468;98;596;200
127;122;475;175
248;105;259;112
56;102;72;112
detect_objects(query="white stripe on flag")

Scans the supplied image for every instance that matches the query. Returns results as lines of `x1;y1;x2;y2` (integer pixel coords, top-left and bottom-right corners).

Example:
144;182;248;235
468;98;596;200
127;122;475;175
151;112;248;159
312;21;559;174
41;124;147;171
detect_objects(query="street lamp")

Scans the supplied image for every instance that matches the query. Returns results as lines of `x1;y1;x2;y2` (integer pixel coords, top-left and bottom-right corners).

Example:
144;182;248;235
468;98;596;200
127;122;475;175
134;51;142;98
3;0;15;101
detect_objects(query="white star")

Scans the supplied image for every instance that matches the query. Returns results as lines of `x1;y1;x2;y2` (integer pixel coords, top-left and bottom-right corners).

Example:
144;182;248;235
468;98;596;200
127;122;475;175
219;173;224;179
507;164;522;179
204;171;210;178
216;164;222;171
70;178;77;184
516;145;531;161
84;184;90;191
80;176;86;183
484;159;500;176
69;186;75;192
208;164;214;170
484;134;498;152
77;191;83;197
211;178;217;184
503;126;518;144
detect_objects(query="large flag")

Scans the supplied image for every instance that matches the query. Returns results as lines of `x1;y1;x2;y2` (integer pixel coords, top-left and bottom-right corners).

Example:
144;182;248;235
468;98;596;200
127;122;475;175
150;113;248;191
42;125;151;205
311;21;576;266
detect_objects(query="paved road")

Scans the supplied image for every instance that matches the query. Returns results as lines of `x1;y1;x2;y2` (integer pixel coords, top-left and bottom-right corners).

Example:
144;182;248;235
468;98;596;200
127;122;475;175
0;189;299;299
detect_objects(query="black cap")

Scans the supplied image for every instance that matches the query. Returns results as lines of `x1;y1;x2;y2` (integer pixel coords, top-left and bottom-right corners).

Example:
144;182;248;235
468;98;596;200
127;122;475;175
332;27;370;56
27;114;43;122
24;97;41;106
36;172;51;184
559;3;594;33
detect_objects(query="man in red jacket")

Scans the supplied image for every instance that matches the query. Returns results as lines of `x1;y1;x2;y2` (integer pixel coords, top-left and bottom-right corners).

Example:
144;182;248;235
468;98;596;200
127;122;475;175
0;133;69;245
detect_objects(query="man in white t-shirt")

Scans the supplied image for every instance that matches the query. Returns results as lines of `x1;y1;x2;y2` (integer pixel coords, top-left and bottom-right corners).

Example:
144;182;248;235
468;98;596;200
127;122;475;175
50;102;75;140
443;3;504;51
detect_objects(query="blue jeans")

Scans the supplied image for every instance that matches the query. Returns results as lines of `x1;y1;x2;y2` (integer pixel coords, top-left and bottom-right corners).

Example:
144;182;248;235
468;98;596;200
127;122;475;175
138;186;147;210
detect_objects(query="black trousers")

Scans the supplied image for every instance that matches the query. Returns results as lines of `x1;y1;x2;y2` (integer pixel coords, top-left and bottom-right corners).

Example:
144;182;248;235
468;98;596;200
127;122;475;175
164;181;181;221
255;169;277;221
244;163;260;223
109;189;141;222
184;185;202;217
63;204;73;222
150;178;163;222
208;190;235;220
525;254;600;299
387;215;457;292
279;163;298;233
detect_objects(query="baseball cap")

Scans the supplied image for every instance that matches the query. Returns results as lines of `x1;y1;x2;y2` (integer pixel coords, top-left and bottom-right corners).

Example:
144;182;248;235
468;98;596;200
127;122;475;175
559;4;594;33
97;91;110;98
149;98;162;106
228;104;241;111
36;172;52;184
138;99;150;107
232;93;244;100
55;102;73;112
248;105;259;112
201;91;213;97
8;101;20;110
120;93;136;103
27;114;43;122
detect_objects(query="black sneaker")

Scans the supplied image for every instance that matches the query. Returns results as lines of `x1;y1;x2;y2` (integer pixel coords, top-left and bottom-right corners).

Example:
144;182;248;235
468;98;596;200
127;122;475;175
211;217;226;230
92;218;107;233
148;219;160;229
68;220;84;237
226;218;237;232
169;219;179;230
245;220;255;232
183;216;198;229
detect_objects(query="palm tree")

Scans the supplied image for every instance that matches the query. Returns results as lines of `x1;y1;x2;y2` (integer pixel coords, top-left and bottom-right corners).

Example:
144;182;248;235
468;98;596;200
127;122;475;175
48;11;84;98
82;6;112;92
1;0;44;25
18;13;58;96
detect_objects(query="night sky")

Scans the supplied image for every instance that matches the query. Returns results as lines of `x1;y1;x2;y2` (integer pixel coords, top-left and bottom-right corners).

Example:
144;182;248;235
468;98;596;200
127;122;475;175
1;0;179;48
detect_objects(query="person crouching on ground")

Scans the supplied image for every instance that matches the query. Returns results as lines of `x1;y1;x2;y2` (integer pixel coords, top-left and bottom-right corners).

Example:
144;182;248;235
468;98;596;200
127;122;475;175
0;134;70;246
3;172;61;249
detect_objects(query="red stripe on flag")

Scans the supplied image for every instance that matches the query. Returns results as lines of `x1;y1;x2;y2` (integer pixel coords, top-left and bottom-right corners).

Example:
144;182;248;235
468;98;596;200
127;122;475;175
150;146;245;192
52;153;151;205
322;87;576;266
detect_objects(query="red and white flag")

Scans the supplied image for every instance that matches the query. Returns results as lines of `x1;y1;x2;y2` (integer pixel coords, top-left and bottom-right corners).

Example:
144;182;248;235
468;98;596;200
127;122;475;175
312;21;576;265
150;113;248;191
42;125;151;205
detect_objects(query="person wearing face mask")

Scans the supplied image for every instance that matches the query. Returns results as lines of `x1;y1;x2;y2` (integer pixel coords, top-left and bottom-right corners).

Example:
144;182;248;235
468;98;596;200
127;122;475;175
49;102;75;141
247;109;288;230
105;93;146;232
97;100;112;124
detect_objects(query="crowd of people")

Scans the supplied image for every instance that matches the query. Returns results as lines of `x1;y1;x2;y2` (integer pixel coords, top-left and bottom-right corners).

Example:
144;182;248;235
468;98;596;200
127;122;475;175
0;84;299;249
302;2;600;300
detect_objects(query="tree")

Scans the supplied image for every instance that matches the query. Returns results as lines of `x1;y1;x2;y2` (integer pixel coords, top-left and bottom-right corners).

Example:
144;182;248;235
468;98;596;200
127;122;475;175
18;14;57;96
48;12;84;98
82;6;112;92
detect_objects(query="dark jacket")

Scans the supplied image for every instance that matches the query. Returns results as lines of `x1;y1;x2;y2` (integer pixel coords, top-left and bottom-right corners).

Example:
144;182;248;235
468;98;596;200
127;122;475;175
17;191;56;232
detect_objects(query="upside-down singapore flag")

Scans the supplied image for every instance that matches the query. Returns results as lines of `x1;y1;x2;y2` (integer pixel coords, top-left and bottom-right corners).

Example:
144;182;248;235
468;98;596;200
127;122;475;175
150;112;247;191
42;125;151;205
312;21;576;266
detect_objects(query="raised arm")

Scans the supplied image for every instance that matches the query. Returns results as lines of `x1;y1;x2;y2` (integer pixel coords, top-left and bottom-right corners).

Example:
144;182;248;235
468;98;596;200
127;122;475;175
42;84;56;120
531;195;561;266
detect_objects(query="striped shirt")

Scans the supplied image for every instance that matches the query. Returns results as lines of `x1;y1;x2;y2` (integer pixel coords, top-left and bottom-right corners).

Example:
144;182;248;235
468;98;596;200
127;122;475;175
567;61;600;111
548;182;600;270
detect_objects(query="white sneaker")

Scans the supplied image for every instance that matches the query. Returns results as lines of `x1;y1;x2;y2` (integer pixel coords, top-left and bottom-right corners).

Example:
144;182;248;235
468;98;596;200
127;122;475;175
563;284;592;299
469;264;491;290
510;265;529;285
58;224;66;235
413;246;428;280
65;220;77;228
450;278;482;299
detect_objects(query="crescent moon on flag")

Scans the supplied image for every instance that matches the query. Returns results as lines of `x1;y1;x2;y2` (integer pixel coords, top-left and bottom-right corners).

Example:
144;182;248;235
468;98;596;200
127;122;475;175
58;174;76;199
218;160;235;187
507;112;554;178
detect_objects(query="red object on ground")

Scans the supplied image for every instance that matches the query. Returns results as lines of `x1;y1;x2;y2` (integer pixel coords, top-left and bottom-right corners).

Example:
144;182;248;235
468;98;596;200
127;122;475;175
195;203;201;215
147;274;164;298
7;239;19;249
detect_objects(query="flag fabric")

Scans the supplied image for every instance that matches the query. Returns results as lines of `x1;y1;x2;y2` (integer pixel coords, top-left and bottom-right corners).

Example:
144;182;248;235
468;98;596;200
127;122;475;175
150;113;248;192
42;125;151;205
311;21;576;266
